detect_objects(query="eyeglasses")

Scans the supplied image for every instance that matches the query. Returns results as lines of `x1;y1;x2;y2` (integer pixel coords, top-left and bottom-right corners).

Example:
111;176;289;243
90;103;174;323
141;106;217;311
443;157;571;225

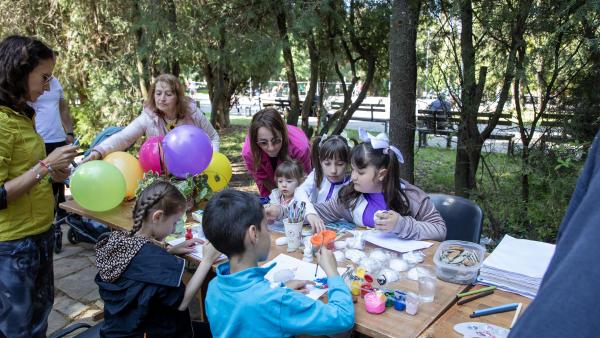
256;138;282;147
42;74;54;86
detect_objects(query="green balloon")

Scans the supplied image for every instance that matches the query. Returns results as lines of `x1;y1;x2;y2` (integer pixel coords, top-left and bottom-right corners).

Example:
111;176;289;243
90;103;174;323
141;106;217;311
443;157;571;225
70;160;126;212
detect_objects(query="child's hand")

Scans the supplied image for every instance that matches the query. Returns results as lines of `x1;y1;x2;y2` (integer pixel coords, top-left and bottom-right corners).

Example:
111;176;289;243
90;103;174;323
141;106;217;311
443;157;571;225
202;242;222;263
316;247;339;277
285;280;315;294
306;214;326;233
168;238;204;254
168;238;204;255
374;210;400;232
265;204;282;221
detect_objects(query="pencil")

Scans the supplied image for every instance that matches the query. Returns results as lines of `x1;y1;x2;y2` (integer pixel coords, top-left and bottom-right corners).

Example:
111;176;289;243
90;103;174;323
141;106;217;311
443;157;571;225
510;302;523;328
470;302;519;318
457;286;496;298
457;290;494;305
314;245;322;277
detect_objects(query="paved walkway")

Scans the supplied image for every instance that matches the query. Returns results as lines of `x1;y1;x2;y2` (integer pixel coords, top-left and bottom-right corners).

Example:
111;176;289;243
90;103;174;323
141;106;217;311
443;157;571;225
47;224;103;336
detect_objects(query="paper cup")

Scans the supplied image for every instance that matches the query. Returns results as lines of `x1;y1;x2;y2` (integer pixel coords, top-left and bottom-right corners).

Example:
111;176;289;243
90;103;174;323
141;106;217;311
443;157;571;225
283;218;303;252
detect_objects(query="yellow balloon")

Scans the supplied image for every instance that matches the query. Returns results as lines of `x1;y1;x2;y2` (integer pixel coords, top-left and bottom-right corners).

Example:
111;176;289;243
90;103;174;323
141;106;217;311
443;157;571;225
202;152;232;192
104;152;144;199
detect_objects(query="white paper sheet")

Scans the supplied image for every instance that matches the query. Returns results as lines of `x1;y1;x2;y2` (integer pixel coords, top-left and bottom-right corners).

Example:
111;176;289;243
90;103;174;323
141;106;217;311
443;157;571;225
263;254;347;300
167;237;227;261
363;230;433;253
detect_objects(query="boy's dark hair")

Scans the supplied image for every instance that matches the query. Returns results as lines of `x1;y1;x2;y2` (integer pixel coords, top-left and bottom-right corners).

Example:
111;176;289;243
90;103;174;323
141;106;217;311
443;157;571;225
339;142;410;215
274;160;304;182
131;180;186;236
203;189;265;257
0;35;54;115
311;135;351;189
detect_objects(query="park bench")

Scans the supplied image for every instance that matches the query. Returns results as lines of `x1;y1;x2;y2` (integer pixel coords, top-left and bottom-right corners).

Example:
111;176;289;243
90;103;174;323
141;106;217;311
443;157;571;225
417;110;515;155
262;98;293;112
329;101;389;132
539;110;576;145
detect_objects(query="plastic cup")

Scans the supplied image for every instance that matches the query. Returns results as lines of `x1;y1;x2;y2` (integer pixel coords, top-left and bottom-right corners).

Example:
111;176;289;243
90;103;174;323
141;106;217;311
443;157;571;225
283;218;302;252
406;292;419;315
418;265;437;303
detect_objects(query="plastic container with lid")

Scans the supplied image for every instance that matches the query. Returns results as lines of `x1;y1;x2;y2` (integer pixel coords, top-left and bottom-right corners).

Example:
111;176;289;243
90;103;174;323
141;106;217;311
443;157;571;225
433;240;485;284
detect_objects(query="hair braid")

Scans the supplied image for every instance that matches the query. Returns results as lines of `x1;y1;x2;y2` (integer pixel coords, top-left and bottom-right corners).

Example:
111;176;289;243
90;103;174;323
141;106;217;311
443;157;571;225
130;190;167;236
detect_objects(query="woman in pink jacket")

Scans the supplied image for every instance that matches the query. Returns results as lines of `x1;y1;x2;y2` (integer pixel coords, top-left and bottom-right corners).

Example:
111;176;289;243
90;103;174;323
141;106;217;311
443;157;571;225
242;108;311;197
84;74;219;161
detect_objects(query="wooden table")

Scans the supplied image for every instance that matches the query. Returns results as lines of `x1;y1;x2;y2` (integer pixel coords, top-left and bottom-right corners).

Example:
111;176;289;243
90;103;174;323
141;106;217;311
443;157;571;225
60;199;469;338
419;285;532;337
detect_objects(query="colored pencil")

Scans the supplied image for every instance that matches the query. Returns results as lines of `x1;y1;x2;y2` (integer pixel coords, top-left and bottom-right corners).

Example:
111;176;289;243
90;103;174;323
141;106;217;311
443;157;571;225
457;290;494;305
457;286;496;298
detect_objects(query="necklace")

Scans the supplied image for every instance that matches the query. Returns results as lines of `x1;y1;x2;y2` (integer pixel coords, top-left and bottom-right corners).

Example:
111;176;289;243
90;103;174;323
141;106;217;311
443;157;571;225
162;116;179;131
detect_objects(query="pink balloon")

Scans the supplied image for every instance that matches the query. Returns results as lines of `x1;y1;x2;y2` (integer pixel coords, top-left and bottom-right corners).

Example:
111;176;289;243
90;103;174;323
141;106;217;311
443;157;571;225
163;125;213;178
139;136;164;174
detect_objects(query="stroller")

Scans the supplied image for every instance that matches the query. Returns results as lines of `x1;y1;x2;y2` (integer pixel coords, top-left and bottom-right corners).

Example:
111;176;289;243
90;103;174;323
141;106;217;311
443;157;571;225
53;126;126;253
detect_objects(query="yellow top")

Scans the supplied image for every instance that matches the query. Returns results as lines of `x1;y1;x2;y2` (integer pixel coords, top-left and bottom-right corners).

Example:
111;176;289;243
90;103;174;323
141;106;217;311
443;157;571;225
0;105;53;241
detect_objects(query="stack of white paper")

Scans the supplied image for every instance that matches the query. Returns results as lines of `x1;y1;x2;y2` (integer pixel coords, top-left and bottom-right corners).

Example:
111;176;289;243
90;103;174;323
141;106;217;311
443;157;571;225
478;235;556;299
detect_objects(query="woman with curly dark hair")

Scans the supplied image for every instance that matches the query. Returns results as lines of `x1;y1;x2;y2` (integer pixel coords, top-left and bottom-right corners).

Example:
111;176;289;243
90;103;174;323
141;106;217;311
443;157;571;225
0;35;77;337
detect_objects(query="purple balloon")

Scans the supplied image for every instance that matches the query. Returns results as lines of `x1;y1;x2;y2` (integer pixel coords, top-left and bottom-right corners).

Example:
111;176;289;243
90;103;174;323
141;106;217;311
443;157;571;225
163;125;213;178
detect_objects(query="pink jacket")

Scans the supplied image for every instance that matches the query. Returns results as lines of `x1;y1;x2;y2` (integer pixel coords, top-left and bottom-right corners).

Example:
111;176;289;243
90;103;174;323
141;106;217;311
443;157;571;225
93;100;220;157
242;125;311;197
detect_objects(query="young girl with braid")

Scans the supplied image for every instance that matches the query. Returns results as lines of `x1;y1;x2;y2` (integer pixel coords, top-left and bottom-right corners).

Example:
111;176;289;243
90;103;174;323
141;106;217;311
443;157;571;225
95;181;221;337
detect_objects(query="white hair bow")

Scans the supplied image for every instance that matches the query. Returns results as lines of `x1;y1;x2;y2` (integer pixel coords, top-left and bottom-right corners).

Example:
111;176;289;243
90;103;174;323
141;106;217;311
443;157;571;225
358;127;404;164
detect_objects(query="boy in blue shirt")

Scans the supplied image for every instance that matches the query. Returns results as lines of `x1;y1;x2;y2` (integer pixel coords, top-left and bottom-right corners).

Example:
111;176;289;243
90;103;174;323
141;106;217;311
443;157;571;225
203;189;354;338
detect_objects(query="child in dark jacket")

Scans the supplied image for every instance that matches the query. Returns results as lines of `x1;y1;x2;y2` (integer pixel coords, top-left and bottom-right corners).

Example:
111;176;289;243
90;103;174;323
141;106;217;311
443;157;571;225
95;181;221;337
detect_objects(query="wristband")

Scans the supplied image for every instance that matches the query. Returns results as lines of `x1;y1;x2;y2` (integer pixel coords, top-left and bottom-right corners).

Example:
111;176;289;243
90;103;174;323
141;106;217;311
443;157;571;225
38;160;55;174
32;165;46;182
66;132;75;137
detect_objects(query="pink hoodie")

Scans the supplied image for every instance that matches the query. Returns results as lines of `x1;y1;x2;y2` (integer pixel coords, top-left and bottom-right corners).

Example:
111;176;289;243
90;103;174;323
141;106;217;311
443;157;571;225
242;125;312;197
93;99;220;157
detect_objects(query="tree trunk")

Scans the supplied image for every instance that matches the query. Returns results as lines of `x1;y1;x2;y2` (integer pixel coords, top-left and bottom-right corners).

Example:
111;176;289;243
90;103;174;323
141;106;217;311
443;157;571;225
455;0;485;197
165;0;179;77
208;28;231;130
133;1;149;100
389;0;421;183
276;4;300;126
301;31;319;136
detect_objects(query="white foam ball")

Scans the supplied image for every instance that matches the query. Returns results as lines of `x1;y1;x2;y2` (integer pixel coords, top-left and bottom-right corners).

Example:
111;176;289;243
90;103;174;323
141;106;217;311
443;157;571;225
389;258;410;272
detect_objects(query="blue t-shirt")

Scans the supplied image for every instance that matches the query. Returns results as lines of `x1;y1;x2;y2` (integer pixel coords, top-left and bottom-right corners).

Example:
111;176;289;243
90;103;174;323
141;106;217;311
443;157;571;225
206;261;354;338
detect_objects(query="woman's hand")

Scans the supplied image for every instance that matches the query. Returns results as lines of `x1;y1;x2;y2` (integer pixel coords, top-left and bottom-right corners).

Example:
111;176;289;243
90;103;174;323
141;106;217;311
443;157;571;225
45;144;78;170
168;238;204;255
285;280;315;294
374;210;400;232
50;167;70;183
306;214;325;233
202;242;222;263
80;149;102;164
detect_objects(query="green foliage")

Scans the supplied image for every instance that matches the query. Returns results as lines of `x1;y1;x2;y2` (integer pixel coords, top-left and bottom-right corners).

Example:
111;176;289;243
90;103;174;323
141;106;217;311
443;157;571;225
135;171;213;205
415;146;581;243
